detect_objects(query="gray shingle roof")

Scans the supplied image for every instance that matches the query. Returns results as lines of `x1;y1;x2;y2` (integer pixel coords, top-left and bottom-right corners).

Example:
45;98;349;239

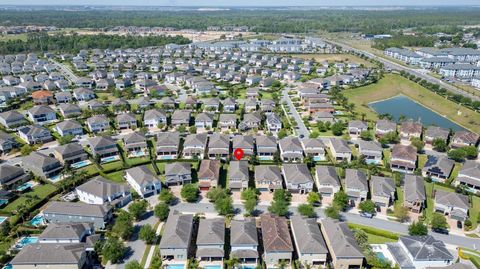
291;216;328;255
320;218;364;259
10;243;88;265
159;211;194;249
345;169;368;191
230;218;258;246
404;175;426;202
23;152;60;168
371;176;395;198
315;166;340;187
399;235;454;261
196;217;225;245
125;165;160;186
76;176;128;198
44;201;111;218
39;222;93;241
435;190;469;210
282;164;313;185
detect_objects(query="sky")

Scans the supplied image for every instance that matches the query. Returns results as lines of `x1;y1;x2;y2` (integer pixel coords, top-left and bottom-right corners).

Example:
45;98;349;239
2;0;480;6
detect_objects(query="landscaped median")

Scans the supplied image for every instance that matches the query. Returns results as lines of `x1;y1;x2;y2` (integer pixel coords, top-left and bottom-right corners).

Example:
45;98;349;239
347;223;399;244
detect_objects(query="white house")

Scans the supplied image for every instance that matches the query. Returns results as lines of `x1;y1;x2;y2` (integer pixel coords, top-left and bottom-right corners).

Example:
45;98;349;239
124;165;162;198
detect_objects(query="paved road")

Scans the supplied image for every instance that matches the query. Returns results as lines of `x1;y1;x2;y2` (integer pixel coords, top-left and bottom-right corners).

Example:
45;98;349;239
171;202;480;250
281;87;310;137
50;59;79;83
325;39;480;101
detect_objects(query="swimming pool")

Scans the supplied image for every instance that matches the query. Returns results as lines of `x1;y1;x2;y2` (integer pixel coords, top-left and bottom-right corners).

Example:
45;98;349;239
71;160;91;169
14;236;38;249
166;264;185;269
375;252;387;261
130;151;146;157
30;215;45;227
16;182;33;192
204;265;222;269
237;265;257;269
101;156;118;163
0;216;7;225
49;174;62;182
2;264;12;269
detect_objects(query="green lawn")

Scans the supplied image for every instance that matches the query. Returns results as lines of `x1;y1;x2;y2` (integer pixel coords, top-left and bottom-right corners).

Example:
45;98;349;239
3;184;57;213
104;171;125;183
348;223;398;244
79;164;100;176
418;154;428;170
470;196;480;230
343;74;480;133
101;160;124;172
125;156;150;167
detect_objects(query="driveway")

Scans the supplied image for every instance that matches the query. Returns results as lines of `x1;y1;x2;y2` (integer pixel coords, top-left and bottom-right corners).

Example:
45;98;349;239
281;87;310;137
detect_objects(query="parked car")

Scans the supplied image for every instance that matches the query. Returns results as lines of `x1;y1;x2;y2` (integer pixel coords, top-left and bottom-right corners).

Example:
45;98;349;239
432;228;449;235
360;212;374;218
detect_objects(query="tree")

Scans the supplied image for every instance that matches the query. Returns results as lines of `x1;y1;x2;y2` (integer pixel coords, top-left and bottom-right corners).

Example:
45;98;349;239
410;138;425;153
206;187;229;202
432;138;447;152
307;192;321;206
58;134;74;145
379;131;399;146
102;236;126;264
125;261;143;269
0;221;11;237
214;196;234;216
448;148;467;162
333;190;349;211
331;121;345;136
189;126;197;134
154;203;170;221
181;183;199;202
360;130;373;141
297;203;316;217
139;224;156;244
112;211;134;240
408;221;428;236
359;200;376;214
20;144;34;156
277;129;288;139
394;206;410;223
241;188;258;216
431;213;449;230
325;205;341;219
462;146;478;159
268;189;291;216
158;189;176;205
353;229;369;249
309;131;319;138
128;200;148;221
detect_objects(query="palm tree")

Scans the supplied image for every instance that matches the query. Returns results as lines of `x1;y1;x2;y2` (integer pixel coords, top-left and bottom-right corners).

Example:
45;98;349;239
360;112;366;121
225;256;240;269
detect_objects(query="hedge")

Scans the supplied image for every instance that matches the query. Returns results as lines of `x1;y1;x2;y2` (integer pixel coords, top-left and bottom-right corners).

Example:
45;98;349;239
348;223;399;240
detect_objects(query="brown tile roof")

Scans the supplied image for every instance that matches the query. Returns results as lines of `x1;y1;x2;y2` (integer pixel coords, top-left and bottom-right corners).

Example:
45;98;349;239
260;213;293;252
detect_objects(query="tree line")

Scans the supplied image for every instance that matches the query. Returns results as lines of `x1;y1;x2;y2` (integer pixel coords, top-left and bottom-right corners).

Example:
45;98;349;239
0;33;191;54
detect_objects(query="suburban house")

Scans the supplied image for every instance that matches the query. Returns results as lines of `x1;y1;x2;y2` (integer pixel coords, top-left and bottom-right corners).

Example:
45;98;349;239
434;190;470;225
198;159;221;191
159;211;194;261
10;243;90;269
344;169;368;207
260;213;294;266
254;165;283;192
233;135;255;158
73;88;95;101
122;132;148;157
256;136;278;161
456;160;480;193
195;112;215;129
144;109;167;128
88;136;119;162
228;161;249;191
399;121;423;142
357;140;383;165
86;115;110;133
348;120;368;138
171;110;191;126
22;152;63;179
53;143;88;166
75;176;131;207
424;126;450;146
370;176;396;208
0;110;27;129
124;165;162;198
115;113;137;130
218;114;237;130
0;131;16;153
17;124;53;144
390;144;417;173
301;138;326;161
207;134;230;159
27;105;57;125
183;134;208;159
55;120;84;137
222;98;236;112
279;137;304;162
196;218;225;261
290;216;328;266
37;222;94;244
266;113;282;133
314;166;341;199
375;119;397;137
0;164;30;190
43;201;112;229
58;103;82;118
156;132;180;160
165;162;192;186
450;131;479;148
404;175;426;213
328;138;352;163
230;218;259;264
282;164;314;194
320;218;364;269
422;155;454;182
239;112;262;131
385;236;453;269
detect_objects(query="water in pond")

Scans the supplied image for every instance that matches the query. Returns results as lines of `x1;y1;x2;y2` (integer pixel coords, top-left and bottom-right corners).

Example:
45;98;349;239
369;95;465;131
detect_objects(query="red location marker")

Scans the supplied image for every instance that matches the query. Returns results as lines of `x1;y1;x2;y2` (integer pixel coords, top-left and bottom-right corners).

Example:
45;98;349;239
234;148;244;161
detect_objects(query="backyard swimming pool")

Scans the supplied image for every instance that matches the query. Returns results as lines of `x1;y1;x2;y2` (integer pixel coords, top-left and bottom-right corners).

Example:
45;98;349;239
14;236;38;249
30;215;45;227
204;265;222;269
166;264;185;269
0;216;8;225
71;160;91;169
237;265;257;269
375;252;387;261
101;156;118;163
130;151;146;157
16;182;33;192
